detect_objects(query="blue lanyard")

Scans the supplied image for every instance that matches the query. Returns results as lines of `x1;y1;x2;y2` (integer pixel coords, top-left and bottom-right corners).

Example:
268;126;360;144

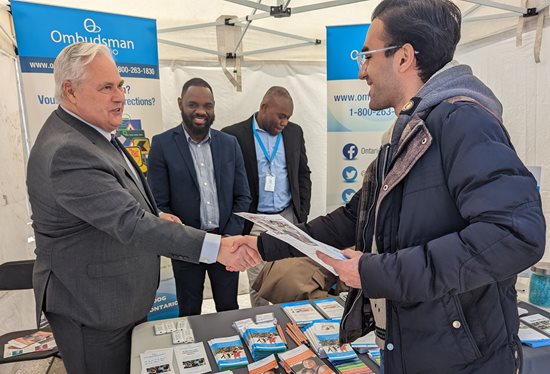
253;125;282;168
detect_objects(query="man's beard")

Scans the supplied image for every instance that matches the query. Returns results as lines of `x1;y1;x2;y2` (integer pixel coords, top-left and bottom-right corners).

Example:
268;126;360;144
182;111;215;138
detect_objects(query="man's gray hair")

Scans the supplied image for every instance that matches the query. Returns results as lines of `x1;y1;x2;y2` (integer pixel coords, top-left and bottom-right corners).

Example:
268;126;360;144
53;42;114;102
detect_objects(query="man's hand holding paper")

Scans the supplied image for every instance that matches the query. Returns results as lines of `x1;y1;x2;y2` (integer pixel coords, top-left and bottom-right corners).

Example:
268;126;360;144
234;213;348;275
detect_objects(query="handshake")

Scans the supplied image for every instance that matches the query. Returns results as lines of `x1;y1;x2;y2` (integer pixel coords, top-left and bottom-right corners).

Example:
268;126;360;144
217;236;262;272
158;213;262;272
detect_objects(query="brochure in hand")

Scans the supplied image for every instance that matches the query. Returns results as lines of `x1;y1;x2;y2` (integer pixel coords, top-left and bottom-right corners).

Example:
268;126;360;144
208;335;249;370
235;212;347;275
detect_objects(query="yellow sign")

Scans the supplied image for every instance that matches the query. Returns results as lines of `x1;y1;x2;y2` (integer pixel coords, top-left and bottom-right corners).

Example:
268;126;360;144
132;137;150;154
126;146;143;166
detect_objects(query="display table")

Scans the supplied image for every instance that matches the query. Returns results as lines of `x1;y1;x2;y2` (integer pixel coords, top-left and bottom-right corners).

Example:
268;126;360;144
130;303;380;374
131;294;550;374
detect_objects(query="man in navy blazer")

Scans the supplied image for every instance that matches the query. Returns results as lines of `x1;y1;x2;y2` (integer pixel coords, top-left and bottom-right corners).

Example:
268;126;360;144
148;78;251;316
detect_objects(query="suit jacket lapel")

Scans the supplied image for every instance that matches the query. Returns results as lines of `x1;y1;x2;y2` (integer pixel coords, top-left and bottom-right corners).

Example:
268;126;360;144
210;130;222;198
282;125;295;181
56;108;157;213
244;117;259;195
173;125;200;191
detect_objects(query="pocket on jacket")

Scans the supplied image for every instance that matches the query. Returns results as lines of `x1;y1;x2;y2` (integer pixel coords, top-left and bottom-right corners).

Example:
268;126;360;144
87;258;134;278
396;295;482;371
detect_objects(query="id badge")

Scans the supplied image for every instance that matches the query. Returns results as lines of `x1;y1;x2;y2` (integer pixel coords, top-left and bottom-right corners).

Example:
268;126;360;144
264;174;276;192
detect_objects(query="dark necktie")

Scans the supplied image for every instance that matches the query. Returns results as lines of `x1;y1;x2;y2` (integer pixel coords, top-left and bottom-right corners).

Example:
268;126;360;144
110;134;126;157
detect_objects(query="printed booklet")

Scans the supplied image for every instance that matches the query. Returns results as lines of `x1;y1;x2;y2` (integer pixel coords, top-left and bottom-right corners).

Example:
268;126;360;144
313;298;344;320
174;342;212;374
208;335;249;370
278;344;334;374
140;348;175;374
281;301;324;326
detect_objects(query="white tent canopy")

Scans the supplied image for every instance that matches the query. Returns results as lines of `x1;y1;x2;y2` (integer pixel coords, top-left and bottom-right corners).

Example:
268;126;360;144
1;0;548;62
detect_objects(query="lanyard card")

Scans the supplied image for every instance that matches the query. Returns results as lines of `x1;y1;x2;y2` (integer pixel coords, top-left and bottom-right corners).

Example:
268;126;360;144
265;174;276;192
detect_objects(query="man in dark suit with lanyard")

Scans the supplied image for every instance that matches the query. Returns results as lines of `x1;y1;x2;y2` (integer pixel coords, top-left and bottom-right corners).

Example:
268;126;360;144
222;86;315;307
147;78;251;316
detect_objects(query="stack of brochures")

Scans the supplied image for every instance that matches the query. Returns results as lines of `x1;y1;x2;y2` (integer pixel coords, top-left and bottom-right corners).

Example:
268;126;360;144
333;359;373;374
302;320;358;364
313;298;345;320
350;332;380;366
233;318;287;361
281;300;324;326
3;331;56;359
208;335;249;370
247;354;284;374
519;313;550;348
302;320;373;374
278;344;334;374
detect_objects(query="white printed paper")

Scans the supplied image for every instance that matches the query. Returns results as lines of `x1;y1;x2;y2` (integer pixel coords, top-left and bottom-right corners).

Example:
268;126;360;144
236;212;347;275
174;343;212;374
140;348;174;374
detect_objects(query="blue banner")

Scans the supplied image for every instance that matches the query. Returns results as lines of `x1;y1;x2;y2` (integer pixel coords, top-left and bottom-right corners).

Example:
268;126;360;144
326;24;370;81
12;0;159;78
326;24;396;210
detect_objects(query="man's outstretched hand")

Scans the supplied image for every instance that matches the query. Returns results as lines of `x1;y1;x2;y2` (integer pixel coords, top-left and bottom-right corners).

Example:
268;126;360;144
218;235;261;272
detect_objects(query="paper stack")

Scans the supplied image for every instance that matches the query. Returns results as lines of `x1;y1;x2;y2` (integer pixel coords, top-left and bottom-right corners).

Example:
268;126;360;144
281;301;324;326
3;331;56;359
208;335;249;370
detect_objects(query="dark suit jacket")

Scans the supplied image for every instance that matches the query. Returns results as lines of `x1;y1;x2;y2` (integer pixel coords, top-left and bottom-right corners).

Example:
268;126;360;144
147;125;251;235
27;107;207;331
222;115;311;233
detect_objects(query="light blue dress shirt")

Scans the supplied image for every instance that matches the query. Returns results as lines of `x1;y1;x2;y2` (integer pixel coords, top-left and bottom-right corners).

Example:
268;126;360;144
252;114;291;213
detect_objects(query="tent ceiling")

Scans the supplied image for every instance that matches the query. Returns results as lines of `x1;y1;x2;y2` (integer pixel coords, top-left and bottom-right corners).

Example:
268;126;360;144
4;0;549;61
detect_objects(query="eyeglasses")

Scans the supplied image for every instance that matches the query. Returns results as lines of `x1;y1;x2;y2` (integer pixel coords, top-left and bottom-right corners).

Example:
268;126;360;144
350;46;418;70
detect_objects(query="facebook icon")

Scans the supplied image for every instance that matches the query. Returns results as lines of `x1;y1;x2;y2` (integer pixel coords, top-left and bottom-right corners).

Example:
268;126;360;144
343;143;358;160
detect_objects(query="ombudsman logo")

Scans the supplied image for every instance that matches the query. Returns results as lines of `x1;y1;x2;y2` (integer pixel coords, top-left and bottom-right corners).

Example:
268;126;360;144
83;18;101;33
50;17;135;55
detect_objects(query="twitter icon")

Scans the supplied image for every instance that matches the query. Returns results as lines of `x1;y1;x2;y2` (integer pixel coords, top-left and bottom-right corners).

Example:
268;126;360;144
342;188;355;204
342;166;358;182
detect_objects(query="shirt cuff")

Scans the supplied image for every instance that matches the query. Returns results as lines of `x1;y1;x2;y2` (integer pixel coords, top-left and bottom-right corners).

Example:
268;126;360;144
199;233;221;263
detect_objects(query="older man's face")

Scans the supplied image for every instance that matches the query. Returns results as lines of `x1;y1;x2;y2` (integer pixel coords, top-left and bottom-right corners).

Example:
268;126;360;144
66;53;125;132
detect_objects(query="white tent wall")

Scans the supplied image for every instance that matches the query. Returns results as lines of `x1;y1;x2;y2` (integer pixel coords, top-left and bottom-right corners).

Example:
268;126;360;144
456;27;550;262
159;61;328;219
0;7;36;368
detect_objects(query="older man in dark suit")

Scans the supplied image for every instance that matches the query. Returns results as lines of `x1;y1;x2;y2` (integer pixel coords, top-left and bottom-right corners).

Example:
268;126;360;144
148;78;251;316
26;42;259;374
